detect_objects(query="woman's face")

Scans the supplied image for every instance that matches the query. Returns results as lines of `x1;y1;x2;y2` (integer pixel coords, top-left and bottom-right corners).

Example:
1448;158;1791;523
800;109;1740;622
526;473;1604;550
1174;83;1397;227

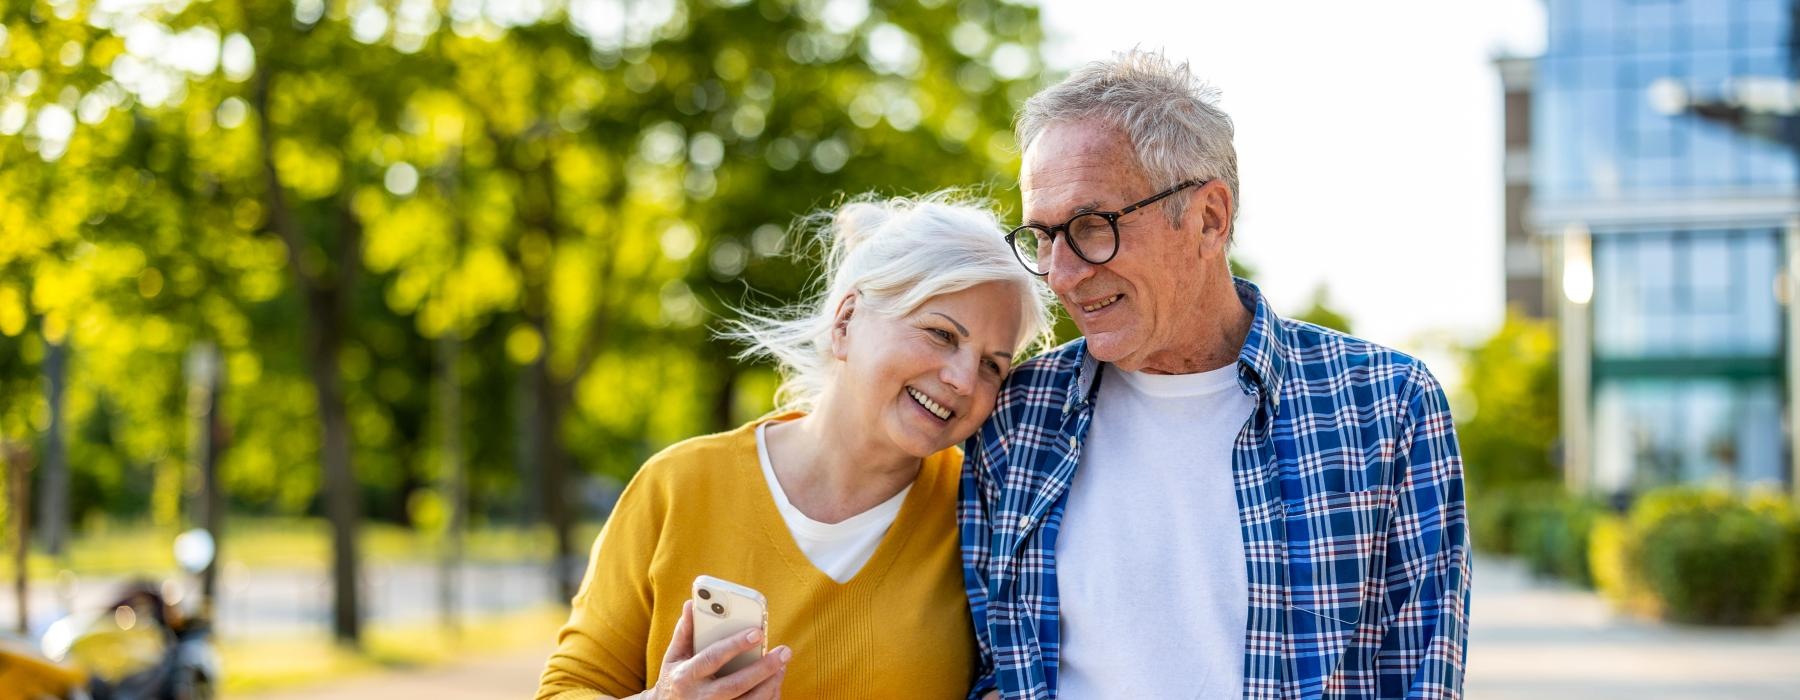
832;281;1027;460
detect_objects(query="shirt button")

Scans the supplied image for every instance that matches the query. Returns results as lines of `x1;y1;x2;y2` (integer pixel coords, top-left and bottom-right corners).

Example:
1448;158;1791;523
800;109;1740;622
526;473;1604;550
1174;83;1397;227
1068;436;1078;450
1017;515;1030;530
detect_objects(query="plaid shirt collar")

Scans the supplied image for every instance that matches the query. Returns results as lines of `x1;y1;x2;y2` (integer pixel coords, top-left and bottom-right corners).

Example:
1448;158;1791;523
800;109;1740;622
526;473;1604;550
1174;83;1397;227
1064;277;1288;423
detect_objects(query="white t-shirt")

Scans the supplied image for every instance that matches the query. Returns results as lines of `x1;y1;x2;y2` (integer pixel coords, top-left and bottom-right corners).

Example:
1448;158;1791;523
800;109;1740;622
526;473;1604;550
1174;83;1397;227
755;422;910;584
1054;363;1254;699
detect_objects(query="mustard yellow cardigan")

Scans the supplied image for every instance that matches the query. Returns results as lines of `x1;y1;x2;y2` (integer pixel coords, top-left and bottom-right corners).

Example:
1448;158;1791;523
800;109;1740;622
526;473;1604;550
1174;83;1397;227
535;414;977;699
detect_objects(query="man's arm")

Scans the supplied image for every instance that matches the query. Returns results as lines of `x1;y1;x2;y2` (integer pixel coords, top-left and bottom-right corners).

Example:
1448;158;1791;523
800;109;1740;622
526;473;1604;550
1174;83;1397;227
1376;364;1471;699
959;434;1001;700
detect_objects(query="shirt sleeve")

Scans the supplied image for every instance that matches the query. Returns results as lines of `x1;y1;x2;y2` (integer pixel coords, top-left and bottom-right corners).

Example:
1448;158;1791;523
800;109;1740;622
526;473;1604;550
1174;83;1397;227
1376;364;1472;699
536;473;662;700
959;433;1001;700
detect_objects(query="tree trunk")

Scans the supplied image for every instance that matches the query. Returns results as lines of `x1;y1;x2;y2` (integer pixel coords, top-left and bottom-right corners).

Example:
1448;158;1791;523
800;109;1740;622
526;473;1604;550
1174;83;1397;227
437;331;463;635
530;330;577;604
186;343;226;618
305;286;362;646
256;65;364;647
36;338;66;557
712;350;738;432
6;442;31;635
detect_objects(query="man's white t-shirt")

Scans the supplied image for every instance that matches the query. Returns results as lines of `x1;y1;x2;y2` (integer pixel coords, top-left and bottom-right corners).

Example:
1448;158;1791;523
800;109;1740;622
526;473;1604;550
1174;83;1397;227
756;422;909;584
1054;363;1253;698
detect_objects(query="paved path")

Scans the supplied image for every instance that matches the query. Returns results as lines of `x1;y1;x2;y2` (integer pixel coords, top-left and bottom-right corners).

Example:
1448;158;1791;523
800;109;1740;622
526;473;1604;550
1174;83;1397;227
1468;557;1800;699
240;645;555;700
0;560;559;639
180;555;1800;698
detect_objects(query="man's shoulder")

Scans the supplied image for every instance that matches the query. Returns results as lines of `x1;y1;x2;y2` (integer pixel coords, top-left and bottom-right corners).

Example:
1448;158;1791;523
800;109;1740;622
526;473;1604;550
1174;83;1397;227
1013;336;1088;375
995;338;1085;408
1276;318;1437;399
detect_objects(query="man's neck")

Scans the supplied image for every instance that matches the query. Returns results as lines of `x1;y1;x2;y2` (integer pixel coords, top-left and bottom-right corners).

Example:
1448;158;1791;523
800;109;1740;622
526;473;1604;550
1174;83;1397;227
1134;276;1253;375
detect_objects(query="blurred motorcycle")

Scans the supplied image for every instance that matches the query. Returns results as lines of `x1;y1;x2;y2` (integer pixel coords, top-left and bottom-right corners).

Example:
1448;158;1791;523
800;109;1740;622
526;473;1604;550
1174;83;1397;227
0;529;219;700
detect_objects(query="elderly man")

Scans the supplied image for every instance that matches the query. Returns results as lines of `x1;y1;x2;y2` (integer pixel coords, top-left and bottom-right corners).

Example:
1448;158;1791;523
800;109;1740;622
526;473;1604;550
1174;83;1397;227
960;50;1470;699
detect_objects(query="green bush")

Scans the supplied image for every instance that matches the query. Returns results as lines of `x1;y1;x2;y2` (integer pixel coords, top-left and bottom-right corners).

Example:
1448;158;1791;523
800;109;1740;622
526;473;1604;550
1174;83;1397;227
1603;487;1797;626
1588;513;1657;615
1469;481;1562;556
1744;492;1800;613
1517;495;1607;589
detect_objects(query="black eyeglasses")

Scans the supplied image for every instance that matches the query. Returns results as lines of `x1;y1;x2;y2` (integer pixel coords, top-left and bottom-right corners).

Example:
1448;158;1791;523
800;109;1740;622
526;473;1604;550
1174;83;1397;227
1005;179;1206;276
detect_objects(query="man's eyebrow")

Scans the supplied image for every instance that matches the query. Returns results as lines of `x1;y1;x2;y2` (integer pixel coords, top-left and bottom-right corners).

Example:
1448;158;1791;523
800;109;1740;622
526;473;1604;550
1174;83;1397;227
1028;200;1103;225
930;312;969;337
990;351;1013;363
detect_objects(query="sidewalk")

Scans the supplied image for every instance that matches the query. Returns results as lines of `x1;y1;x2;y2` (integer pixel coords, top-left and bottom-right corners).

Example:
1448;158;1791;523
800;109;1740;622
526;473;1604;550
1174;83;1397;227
238;645;554;700
1468;557;1800;699
241;556;1800;699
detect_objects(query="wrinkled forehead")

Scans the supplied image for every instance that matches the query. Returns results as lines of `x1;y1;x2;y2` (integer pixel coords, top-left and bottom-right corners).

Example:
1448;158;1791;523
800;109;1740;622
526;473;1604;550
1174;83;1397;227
1019;122;1148;223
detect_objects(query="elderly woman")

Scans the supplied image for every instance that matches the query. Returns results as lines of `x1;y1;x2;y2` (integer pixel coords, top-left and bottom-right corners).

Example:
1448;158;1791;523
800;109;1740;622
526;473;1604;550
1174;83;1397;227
536;193;1051;700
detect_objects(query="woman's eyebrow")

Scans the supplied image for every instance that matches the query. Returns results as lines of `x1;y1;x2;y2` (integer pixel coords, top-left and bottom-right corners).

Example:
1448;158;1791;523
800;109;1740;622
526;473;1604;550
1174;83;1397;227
929;312;969;337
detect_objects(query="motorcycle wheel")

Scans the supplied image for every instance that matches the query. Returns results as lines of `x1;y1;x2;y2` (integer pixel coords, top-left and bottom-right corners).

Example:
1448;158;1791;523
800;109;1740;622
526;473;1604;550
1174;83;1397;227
170;666;213;700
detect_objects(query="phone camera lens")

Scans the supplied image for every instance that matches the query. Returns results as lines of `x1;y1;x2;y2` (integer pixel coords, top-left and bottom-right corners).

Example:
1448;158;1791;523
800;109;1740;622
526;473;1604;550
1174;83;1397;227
710;602;725;615
698;588;712;600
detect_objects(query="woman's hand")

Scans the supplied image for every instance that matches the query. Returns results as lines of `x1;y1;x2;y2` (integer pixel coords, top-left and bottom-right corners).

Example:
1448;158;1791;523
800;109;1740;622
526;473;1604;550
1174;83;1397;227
644;601;790;700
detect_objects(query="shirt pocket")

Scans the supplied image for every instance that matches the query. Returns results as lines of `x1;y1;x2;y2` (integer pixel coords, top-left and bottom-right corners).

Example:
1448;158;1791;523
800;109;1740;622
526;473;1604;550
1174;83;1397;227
1282;486;1394;674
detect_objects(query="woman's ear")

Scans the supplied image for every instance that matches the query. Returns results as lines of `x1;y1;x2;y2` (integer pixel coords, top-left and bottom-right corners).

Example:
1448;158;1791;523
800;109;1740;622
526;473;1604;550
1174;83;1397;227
829;292;858;361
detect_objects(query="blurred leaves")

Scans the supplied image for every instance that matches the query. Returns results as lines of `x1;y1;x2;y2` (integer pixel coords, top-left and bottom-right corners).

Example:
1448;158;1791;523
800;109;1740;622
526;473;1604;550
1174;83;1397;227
1;0;1047;529
1458;309;1561;494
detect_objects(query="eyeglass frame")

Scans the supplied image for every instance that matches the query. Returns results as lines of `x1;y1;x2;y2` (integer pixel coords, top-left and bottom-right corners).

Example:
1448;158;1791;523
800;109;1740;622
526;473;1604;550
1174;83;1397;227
1005;178;1209;276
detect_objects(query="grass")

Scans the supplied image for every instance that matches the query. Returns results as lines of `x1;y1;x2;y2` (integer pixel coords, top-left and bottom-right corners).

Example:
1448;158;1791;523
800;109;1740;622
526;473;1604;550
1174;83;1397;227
2;517;604;581
219;604;567;695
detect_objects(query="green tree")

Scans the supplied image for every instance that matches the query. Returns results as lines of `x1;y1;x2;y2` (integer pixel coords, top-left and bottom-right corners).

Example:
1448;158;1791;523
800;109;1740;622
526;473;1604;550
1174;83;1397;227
1291;282;1353;334
1458;310;1561;492
2;0;1049;639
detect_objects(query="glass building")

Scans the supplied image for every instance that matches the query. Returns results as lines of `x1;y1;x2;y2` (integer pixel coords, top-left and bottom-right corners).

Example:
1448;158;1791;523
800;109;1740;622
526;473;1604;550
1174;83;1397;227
1522;0;1798;497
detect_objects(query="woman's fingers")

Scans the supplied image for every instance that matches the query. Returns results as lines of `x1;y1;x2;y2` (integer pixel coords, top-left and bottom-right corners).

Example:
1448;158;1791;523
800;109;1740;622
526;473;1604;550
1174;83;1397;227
686;627;768;678
662;600;697;665
704;644;789;698
737;662;787;700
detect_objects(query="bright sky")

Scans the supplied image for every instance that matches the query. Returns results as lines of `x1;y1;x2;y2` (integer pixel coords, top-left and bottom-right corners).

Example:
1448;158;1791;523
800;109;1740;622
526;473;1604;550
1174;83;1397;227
1034;0;1547;374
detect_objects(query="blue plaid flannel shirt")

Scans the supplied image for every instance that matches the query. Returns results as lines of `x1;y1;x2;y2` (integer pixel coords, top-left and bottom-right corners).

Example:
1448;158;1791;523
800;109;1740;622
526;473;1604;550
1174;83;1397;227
960;278;1470;699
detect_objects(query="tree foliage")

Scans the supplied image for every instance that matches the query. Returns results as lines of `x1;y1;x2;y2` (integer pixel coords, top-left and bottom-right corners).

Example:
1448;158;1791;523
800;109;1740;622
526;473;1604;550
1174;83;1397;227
1457;309;1561;492
2;0;1050;635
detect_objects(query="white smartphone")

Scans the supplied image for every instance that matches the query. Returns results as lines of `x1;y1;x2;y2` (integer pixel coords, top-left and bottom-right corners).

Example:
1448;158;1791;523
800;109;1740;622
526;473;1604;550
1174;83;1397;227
690;575;768;676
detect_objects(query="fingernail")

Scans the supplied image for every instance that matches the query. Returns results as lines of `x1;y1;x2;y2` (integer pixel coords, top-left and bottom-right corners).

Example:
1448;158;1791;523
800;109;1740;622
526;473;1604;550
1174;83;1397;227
777;646;792;662
746;628;763;643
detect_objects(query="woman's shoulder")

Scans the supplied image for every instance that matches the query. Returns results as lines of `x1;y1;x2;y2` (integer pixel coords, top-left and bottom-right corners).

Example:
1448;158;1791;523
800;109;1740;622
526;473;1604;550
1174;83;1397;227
630;420;764;492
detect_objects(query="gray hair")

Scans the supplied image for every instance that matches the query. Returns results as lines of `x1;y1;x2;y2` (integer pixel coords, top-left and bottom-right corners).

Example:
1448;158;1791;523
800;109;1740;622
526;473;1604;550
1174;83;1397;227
723;192;1054;412
1016;49;1240;231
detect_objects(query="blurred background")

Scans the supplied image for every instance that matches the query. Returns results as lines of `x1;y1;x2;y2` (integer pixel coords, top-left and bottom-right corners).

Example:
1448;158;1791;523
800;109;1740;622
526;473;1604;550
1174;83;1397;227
1;0;1798;698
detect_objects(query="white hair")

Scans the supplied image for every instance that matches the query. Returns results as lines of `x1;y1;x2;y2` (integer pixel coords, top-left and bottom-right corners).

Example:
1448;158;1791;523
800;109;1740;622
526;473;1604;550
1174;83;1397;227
723;192;1054;412
1016;48;1240;231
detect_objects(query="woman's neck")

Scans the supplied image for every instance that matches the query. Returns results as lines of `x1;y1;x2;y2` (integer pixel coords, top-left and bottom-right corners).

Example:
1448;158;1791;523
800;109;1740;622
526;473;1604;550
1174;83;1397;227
762;400;922;524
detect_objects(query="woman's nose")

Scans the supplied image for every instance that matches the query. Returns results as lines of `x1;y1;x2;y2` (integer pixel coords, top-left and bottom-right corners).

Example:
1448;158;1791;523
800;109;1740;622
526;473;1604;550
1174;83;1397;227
941;355;976;395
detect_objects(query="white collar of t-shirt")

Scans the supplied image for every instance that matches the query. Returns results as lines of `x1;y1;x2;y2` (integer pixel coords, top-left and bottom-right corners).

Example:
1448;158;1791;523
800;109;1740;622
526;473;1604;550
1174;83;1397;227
1108;361;1241;398
755;421;910;583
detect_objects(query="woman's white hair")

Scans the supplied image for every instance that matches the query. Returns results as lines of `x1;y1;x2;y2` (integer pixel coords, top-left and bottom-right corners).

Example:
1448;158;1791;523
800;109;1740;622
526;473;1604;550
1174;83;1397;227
1015;48;1240;231
723;191;1053;412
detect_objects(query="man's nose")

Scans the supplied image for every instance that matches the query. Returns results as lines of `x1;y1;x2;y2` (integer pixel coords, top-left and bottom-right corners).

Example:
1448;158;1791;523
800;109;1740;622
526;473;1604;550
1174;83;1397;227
1045;233;1096;296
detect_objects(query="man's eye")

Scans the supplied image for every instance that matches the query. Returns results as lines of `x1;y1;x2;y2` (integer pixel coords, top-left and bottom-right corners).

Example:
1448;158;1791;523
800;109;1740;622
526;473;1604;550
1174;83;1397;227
984;360;1003;374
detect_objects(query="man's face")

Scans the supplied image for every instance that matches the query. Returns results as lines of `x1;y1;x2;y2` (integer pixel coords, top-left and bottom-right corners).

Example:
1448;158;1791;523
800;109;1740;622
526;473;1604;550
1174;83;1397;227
1020;121;1213;372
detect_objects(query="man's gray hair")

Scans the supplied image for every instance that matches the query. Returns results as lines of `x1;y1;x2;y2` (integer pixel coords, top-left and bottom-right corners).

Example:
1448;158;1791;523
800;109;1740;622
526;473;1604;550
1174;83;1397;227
1016;49;1239;230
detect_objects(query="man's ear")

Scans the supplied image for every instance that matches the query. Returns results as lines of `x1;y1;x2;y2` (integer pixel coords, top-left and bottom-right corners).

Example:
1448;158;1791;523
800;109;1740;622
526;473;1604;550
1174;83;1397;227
829;292;858;361
1193;181;1233;255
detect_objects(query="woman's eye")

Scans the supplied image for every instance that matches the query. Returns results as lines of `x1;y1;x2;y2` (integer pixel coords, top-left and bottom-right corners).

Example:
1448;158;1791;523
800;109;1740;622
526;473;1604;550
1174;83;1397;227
930;328;955;343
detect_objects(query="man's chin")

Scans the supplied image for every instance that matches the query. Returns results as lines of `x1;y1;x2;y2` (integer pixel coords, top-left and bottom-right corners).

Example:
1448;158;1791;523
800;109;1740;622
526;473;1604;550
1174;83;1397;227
1081;330;1137;365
